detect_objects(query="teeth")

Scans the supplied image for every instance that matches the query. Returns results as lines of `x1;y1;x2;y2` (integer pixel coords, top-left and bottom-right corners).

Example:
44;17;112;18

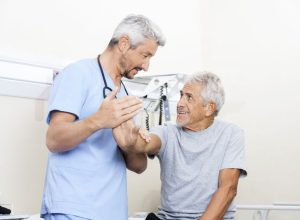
177;109;188;114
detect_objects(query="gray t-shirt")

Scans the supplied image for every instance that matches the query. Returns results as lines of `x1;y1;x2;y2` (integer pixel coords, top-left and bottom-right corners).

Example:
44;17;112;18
150;120;247;220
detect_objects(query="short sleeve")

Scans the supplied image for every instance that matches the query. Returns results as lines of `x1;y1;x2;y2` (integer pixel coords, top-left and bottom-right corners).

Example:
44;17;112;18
47;62;88;124
221;128;247;177
150;125;169;158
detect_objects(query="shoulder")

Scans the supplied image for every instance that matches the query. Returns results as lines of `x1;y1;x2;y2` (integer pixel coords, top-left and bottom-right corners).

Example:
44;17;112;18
150;123;179;140
215;120;244;133
55;58;96;83
62;58;95;74
152;123;180;133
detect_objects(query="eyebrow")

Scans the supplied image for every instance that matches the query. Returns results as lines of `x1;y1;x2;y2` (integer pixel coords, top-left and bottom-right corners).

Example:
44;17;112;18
180;90;193;96
144;52;153;57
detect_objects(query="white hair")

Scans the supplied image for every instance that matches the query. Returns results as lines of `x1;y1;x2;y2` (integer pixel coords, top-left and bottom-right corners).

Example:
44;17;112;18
184;71;225;116
109;14;166;48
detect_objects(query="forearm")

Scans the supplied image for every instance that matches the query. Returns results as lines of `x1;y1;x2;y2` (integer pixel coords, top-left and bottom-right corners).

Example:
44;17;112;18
124;134;159;156
113;120;161;155
123;151;147;174
200;186;237;220
46;117;100;152
130;135;151;153
114;127;151;154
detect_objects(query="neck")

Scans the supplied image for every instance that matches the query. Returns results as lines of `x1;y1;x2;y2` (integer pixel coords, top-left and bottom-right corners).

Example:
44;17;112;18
184;117;214;132
98;49;122;87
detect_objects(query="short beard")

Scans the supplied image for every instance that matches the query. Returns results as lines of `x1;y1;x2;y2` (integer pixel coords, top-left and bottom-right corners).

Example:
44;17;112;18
123;67;142;79
122;71;133;79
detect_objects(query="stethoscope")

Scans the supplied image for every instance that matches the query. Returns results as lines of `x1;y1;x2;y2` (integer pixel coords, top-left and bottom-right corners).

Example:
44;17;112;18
97;54;128;98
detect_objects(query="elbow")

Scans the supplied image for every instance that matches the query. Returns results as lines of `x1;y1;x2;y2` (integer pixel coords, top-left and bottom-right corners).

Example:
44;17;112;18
134;163;147;174
46;129;57;152
46;137;58;153
46;129;72;153
133;168;144;174
127;155;148;174
46;131;65;153
130;160;147;174
46;138;71;153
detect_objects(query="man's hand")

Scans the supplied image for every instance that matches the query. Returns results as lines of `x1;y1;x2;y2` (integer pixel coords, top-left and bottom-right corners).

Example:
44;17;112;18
113;119;161;155
114;120;149;174
89;87;143;129
138;129;151;143
113;119;139;150
113;119;152;151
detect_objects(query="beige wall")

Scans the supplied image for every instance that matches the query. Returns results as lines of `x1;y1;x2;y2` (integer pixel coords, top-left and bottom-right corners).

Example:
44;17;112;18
0;96;48;214
1;0;300;219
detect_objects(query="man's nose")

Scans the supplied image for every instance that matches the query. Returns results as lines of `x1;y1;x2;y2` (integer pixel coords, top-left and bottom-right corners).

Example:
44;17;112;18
177;97;186;106
142;60;150;71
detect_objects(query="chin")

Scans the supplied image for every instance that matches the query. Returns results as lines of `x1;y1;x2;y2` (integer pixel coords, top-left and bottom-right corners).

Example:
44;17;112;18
125;75;134;79
124;71;137;79
176;120;187;127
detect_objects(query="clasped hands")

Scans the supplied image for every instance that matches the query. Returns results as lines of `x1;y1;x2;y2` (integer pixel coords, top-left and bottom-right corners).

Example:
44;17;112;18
95;87;150;151
112;119;151;152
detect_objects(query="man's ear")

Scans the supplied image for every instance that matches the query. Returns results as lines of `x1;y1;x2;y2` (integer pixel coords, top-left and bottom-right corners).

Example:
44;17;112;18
118;35;130;53
205;102;216;116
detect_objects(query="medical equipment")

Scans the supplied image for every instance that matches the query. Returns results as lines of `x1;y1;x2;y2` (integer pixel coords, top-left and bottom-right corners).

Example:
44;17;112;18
96;55;128;98
123;73;185;130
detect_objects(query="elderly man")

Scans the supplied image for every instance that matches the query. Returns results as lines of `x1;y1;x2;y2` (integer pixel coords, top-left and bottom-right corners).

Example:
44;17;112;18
114;72;247;220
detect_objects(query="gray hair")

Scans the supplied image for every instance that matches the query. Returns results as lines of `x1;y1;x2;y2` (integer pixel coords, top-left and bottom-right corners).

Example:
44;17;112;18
184;71;225;116
109;14;166;48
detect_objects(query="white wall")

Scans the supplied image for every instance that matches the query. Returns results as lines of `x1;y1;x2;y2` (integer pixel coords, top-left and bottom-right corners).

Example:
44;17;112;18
199;0;300;219
1;0;300;219
0;0;203;74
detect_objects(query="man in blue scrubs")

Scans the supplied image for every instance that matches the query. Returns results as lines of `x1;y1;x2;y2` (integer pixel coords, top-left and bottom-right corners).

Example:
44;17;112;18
40;14;166;220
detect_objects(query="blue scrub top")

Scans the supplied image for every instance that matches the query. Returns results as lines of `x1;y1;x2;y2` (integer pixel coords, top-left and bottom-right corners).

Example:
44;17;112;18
41;59;128;220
